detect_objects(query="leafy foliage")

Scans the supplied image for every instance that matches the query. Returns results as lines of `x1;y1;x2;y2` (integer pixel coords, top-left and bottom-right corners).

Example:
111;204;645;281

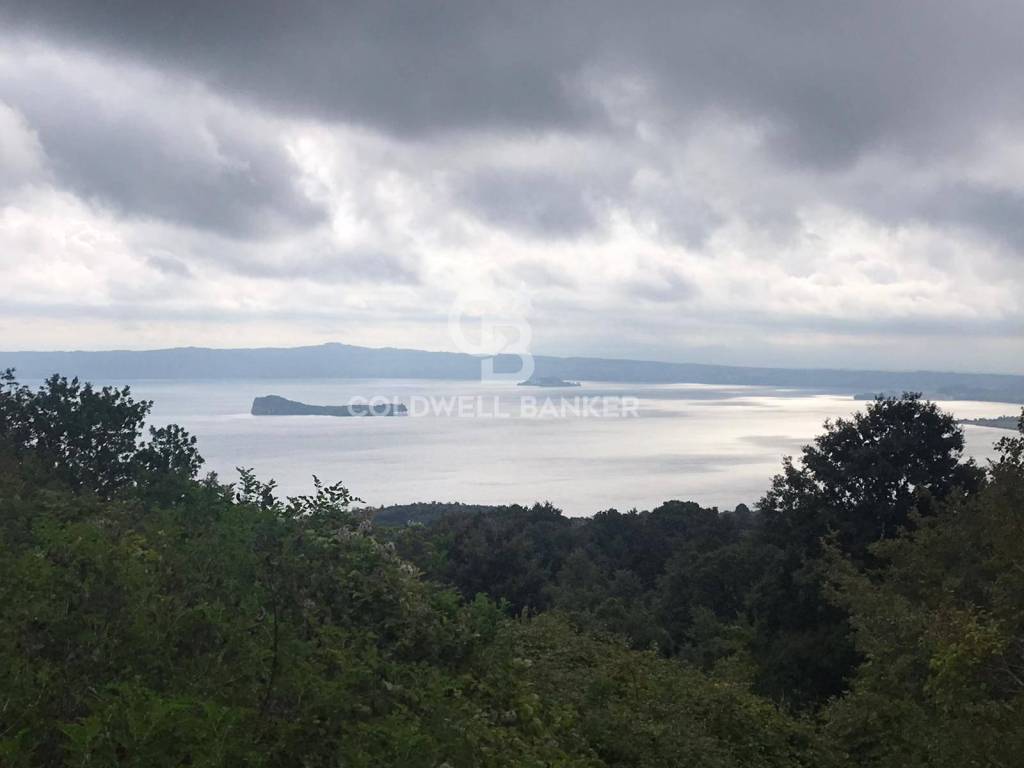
757;393;982;558
506;614;836;768
0;372;823;766
2;370;1020;766
748;393;984;706
0;369;203;498
823;413;1024;766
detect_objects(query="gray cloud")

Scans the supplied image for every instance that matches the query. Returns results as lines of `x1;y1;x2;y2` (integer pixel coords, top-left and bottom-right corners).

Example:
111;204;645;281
917;184;1024;254
197;241;422;286
4;2;1024;247
0;101;43;195
827;172;1024;259
623;268;699;304
0;46;325;238
145;253;193;278
454;168;598;238
0;1;599;136
503;260;577;289
6;1;1024;168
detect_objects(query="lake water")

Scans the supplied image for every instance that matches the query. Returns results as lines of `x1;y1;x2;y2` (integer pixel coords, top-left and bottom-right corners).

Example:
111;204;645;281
118;379;1018;516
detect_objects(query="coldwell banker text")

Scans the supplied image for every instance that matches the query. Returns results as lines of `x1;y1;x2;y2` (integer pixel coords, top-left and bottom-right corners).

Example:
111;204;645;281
346;395;641;419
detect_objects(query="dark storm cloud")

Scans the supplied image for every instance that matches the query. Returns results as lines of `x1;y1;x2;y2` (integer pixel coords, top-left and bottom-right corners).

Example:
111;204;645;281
0;1;599;136
8;0;1024;254
6;1;1024;166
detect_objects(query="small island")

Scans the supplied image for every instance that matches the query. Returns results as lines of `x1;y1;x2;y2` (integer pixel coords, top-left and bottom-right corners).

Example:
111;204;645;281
251;395;407;417
957;415;1020;431
517;376;581;388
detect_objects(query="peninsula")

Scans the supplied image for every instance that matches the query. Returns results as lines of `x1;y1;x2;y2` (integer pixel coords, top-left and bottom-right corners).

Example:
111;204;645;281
957;415;1020;431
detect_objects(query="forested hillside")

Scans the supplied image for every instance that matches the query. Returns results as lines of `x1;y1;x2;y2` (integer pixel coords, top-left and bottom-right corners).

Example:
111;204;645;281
2;369;1022;766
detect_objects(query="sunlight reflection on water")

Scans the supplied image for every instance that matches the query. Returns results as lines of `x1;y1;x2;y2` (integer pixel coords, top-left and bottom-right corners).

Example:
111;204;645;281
110;379;1019;516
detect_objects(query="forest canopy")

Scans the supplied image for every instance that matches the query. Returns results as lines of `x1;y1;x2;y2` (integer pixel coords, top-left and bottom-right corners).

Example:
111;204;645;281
1;369;1022;767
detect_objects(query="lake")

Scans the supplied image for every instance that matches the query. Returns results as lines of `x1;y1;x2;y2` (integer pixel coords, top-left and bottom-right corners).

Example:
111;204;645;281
119;378;1018;516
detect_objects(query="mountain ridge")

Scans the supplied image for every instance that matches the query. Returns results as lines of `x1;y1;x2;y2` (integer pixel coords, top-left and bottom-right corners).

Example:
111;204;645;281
2;342;1022;403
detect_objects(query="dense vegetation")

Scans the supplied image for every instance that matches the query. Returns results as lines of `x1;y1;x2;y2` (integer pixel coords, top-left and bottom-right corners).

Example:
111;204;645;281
1;369;1021;766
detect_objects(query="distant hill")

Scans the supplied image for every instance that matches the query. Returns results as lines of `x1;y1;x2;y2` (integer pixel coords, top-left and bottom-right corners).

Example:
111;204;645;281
2;342;1022;404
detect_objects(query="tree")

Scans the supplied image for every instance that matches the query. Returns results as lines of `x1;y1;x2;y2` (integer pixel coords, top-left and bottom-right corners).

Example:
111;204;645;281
0;441;580;765
758;393;981;558
396;502;575;612
508;613;837;768
0;370;203;498
992;409;1024;470
749;394;983;707
823;415;1024;766
0;373;836;767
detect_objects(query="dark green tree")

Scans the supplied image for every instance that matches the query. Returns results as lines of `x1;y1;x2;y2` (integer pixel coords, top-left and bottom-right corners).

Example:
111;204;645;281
750;393;984;707
0;370;202;498
0;374;834;766
824;413;1024;766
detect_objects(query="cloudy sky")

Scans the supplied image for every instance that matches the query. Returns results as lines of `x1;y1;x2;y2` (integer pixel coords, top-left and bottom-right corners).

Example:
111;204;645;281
0;1;1021;372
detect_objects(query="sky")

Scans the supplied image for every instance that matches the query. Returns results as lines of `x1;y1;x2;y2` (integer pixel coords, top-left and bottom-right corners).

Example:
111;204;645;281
0;1;1021;373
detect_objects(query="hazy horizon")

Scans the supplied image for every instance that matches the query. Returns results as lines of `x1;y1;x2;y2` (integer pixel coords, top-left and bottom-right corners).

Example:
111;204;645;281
3;339;1024;378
